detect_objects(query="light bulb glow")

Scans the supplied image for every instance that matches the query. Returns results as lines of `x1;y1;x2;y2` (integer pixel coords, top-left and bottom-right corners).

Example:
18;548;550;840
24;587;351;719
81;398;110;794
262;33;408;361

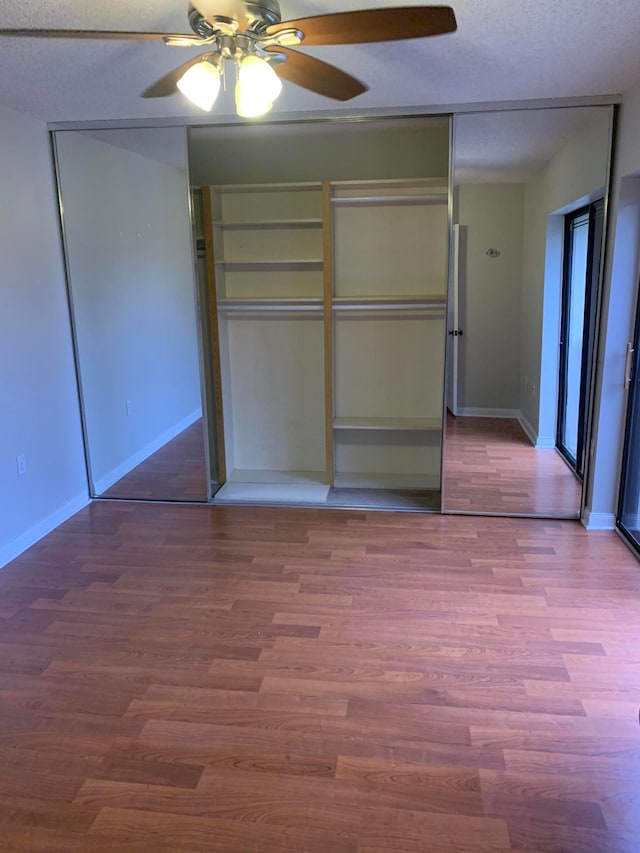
177;60;221;111
235;82;274;118
235;55;282;117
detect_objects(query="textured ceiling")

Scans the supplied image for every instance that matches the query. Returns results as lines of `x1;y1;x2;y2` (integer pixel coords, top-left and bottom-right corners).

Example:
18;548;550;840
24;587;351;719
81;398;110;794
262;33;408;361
453;106;611;183
0;1;638;124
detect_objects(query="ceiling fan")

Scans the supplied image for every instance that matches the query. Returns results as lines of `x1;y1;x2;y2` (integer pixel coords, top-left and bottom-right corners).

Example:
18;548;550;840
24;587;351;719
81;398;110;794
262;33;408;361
0;1;457;117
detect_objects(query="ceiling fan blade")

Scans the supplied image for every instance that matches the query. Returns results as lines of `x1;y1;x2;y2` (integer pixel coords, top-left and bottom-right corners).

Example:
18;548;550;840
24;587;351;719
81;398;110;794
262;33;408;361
141;55;212;98
190;0;248;29
266;47;366;101
267;6;457;46
0;28;195;42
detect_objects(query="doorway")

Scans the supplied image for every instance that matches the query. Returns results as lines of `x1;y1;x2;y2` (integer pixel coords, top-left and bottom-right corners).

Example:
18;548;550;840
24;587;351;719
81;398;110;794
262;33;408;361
556;199;604;478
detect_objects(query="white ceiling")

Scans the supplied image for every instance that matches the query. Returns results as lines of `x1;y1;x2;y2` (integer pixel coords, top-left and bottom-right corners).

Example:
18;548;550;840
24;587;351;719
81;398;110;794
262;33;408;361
453;106;611;183
0;0;638;124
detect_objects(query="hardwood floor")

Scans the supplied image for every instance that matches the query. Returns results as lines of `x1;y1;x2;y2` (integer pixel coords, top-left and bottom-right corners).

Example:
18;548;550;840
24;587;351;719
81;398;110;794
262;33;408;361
101;420;208;502
1;501;639;851
444;415;582;516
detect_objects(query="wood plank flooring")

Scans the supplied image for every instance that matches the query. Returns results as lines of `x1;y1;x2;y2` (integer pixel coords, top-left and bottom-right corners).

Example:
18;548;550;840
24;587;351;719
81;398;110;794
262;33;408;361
97;413;581;516
444;415;582;516
1;502;639;851
101;420;208;502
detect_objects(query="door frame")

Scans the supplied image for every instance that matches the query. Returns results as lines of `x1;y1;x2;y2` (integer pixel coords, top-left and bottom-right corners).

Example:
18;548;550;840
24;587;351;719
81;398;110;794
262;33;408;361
556;199;604;478
447;223;461;415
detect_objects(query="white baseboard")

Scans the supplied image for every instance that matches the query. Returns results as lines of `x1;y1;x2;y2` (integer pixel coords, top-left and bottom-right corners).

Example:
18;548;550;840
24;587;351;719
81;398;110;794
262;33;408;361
517;412;555;449
517;412;537;446
455;408;556;451
93;408;202;495
581;509;616;530
456;407;520;418
0;491;90;569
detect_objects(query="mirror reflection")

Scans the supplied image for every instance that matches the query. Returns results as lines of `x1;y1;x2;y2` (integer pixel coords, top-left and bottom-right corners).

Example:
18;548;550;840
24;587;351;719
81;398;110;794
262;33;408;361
444;106;612;516
55;127;209;502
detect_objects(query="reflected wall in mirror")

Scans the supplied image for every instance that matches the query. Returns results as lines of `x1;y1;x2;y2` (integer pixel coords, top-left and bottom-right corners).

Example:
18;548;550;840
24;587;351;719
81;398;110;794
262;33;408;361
444;107;612;517
55;127;210;501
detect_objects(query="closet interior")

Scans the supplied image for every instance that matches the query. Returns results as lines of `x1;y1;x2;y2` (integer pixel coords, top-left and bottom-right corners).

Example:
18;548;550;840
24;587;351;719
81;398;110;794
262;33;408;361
190;119;450;510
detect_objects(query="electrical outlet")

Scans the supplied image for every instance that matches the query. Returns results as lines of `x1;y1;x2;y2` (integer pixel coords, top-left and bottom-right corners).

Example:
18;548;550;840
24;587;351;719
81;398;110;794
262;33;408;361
16;454;26;476
126;400;133;417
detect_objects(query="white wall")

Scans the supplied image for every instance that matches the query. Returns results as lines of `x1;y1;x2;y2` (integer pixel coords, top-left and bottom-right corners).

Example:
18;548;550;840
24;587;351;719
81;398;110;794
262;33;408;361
455;183;523;413
0;105;88;567
519;109;610;442
586;81;640;528
54;130;202;493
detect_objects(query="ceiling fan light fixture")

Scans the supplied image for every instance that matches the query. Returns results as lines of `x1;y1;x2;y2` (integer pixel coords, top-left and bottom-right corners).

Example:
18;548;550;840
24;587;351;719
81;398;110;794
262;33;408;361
235;81;274;117
235;54;282;116
0;3;456;110
176;58;221;111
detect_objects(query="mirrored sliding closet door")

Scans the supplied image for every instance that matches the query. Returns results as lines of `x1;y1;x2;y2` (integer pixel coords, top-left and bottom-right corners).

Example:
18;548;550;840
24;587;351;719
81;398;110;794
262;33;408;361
55;127;212;501
443;106;613;517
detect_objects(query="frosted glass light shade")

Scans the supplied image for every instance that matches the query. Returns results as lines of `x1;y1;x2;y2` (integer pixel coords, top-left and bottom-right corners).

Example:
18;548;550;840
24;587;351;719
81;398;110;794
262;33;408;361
235;82;274;118
177;60;221;111
235;55;282;117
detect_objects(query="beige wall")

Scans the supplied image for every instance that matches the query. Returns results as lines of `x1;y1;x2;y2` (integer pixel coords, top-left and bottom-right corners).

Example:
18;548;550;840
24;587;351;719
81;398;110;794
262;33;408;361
455;183;524;413
519;109;611;440
189;119;449;185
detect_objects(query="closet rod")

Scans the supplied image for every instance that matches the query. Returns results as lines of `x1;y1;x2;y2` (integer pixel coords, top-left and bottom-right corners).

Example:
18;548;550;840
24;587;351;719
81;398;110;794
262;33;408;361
331;195;447;207
218;302;323;314
332;303;445;313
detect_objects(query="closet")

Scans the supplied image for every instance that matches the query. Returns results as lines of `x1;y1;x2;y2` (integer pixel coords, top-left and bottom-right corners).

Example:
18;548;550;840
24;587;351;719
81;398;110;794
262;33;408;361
187;114;450;508
195;176;449;509
330;179;447;506
208;183;329;504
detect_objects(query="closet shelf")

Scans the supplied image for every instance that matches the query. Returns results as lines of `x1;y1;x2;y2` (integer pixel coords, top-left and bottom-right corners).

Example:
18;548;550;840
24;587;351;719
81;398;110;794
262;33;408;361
214;469;329;504
334;417;441;432
227;468;327;484
214;218;323;230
